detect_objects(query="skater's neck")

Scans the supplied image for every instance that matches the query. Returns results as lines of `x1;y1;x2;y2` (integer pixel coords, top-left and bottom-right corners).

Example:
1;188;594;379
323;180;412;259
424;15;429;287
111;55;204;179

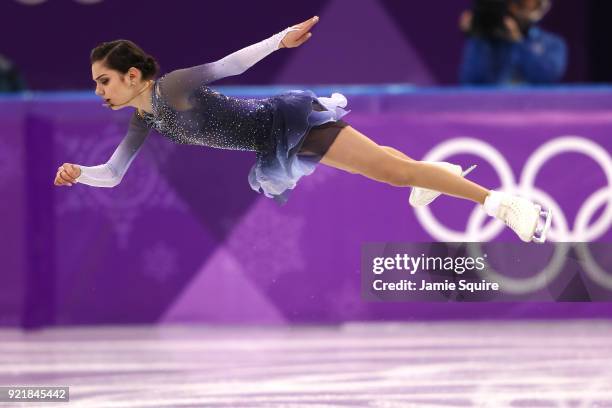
124;81;155;115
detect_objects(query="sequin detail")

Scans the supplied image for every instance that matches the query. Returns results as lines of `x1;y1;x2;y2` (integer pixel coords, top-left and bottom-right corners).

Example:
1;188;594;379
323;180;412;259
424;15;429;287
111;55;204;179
141;77;350;204
142;78;274;152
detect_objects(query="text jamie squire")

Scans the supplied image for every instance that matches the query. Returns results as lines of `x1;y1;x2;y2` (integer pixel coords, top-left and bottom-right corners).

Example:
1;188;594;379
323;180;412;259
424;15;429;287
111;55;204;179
371;253;500;293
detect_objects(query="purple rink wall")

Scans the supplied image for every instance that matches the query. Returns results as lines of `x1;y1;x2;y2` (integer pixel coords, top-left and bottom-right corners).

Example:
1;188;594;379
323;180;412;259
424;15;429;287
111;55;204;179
1;86;612;328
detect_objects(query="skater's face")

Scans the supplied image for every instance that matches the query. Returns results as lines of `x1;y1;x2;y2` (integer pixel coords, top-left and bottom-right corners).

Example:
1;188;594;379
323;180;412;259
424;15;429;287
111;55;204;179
92;61;142;110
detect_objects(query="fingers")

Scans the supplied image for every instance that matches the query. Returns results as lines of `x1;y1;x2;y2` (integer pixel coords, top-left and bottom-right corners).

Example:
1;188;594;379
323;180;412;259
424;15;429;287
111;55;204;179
59;164;76;181
284;16;318;48
295;32;313;47
54;169;65;186
59;171;73;184
55;177;73;186
295;16;319;33
63;164;79;179
54;163;78;186
54;173;71;186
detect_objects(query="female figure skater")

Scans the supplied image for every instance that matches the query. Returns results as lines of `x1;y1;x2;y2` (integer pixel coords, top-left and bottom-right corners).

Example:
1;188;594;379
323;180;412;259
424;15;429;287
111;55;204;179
53;16;551;243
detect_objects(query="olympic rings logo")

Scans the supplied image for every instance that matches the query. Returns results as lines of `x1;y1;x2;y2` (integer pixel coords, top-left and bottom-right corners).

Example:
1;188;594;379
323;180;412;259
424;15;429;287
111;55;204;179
415;136;612;243
414;136;612;294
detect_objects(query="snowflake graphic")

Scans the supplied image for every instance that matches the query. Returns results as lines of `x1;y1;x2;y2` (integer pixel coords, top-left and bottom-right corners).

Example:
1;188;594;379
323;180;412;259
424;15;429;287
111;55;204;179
54;123;187;249
142;241;179;283
226;209;307;283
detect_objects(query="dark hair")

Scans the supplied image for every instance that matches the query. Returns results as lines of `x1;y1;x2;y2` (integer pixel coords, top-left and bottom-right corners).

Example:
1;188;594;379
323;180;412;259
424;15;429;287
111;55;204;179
90;39;159;80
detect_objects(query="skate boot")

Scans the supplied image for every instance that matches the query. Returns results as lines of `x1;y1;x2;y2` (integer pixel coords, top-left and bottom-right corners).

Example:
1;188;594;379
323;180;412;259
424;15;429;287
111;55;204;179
409;162;477;207
486;192;552;243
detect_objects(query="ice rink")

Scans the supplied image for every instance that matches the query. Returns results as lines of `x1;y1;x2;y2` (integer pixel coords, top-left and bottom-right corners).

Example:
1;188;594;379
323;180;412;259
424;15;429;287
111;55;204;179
1;321;611;407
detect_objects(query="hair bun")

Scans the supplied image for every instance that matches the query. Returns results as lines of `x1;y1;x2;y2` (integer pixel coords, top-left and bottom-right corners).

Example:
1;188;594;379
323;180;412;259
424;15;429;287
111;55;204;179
91;40;159;80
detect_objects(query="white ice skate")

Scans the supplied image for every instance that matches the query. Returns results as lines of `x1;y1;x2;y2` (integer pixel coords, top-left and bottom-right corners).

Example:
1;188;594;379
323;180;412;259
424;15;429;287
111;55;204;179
409;162;477;207
494;194;552;243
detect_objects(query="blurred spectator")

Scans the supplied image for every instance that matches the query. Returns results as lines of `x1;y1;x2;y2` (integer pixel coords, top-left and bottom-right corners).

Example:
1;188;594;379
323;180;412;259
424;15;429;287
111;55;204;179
0;53;26;92
459;0;567;85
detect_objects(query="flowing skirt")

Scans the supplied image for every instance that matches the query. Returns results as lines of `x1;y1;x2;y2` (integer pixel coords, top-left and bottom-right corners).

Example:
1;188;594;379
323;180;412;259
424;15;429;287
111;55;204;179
247;90;350;205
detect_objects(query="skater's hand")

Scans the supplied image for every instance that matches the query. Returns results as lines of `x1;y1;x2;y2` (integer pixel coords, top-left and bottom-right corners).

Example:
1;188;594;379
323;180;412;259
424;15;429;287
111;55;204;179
54;163;81;187
280;16;319;48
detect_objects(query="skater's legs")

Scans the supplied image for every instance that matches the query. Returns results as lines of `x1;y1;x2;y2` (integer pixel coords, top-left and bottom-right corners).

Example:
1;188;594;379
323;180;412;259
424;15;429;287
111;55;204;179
380;146;415;162
320;126;489;204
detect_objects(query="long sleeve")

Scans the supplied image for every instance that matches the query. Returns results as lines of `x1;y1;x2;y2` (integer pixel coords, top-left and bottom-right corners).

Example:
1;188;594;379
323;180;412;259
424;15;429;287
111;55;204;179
158;27;296;108
516;27;567;83
75;111;151;187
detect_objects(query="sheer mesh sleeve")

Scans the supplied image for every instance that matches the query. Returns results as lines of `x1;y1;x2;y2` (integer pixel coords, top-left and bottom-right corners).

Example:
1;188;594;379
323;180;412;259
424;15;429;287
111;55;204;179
159;27;296;109
75;111;151;187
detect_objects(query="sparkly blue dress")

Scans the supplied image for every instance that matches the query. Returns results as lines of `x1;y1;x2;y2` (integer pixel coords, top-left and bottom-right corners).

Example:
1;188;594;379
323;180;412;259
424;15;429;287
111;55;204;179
75;27;350;204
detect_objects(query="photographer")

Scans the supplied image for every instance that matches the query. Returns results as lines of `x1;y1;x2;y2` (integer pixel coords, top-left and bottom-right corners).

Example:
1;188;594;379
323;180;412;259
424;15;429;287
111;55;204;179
458;0;567;85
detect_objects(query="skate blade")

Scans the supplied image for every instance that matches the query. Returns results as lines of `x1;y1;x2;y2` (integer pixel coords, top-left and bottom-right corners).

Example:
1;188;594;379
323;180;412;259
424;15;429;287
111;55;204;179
409;164;478;207
461;164;477;177
532;208;553;244
409;189;437;207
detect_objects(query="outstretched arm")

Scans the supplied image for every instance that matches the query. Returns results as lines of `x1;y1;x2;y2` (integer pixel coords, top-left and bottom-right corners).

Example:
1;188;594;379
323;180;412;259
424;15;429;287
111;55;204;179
54;112;151;188
162;16;319;89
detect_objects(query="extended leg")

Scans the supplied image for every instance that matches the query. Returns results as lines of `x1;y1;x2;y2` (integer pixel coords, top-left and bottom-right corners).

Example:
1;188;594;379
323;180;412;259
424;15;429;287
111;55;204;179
380;146;415;162
319;126;551;243
320;126;489;204
381;146;477;207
